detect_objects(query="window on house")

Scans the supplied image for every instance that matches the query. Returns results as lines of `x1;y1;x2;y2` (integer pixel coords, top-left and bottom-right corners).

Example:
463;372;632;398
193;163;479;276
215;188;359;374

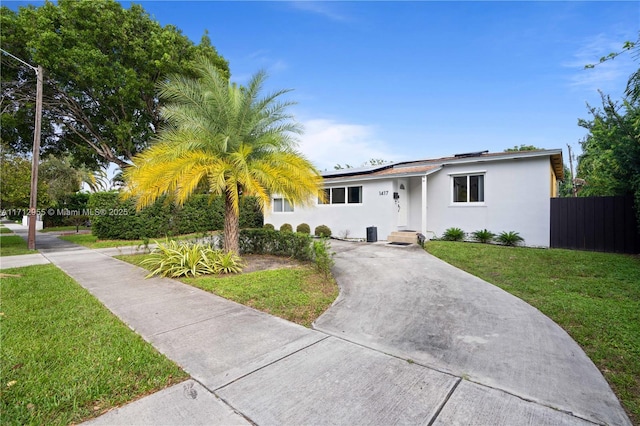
319;186;363;204
348;186;362;203
273;198;294;212
332;187;346;204
318;188;330;204
453;174;484;203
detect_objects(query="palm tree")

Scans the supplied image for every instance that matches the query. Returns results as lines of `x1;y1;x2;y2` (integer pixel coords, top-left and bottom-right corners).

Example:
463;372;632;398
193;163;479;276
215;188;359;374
123;57;323;253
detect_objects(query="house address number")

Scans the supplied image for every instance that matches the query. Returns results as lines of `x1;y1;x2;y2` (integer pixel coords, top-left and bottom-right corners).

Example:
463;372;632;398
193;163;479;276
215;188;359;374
379;190;388;196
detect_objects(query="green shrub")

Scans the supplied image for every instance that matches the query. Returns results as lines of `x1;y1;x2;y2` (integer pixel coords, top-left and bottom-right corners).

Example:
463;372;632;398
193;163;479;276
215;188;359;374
263;223;275;230
239;196;263;229
174;195;223;235
442;227;465;241
239;228;312;260
296;223;311;234
88;192;262;240
142;240;244;277
471;229;495;244
43;192;90;228
496;231;524;246
312;238;335;278
280;223;293;233
137;195;175;238
88;192;144;240
314;224;332;238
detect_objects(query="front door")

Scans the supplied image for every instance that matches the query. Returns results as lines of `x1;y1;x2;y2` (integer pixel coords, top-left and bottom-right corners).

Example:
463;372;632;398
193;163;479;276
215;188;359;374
396;179;408;227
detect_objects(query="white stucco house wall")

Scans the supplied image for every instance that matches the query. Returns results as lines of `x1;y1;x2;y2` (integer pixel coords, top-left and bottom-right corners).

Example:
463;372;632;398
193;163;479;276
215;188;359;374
263;149;564;247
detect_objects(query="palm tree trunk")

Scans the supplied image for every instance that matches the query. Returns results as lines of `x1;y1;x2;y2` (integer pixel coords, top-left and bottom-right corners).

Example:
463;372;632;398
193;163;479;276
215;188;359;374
223;192;240;253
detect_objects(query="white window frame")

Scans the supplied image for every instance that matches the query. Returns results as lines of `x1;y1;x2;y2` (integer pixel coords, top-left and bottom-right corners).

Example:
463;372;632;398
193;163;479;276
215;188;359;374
273;197;294;212
319;186;363;205
450;172;486;205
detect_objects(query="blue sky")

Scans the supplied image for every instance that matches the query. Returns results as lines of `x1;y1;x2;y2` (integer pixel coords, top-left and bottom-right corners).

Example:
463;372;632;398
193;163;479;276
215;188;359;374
6;1;639;170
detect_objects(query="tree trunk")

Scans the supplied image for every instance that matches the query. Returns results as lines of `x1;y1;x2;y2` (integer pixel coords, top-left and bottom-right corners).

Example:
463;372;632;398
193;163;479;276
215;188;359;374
223;192;240;253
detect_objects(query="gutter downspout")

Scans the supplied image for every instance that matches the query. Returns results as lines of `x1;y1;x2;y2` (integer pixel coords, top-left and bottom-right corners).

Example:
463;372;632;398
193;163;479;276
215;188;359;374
421;175;428;237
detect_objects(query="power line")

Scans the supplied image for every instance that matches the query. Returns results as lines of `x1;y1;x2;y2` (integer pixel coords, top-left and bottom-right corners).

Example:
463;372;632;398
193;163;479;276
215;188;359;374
0;48;38;73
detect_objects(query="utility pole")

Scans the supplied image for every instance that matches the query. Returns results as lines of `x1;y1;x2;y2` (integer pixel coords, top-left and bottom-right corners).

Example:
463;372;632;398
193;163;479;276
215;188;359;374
1;50;43;249
28;65;43;249
567;144;577;198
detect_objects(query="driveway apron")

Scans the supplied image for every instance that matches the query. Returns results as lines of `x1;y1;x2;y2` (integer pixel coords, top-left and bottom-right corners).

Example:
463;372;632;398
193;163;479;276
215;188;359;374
314;240;630;426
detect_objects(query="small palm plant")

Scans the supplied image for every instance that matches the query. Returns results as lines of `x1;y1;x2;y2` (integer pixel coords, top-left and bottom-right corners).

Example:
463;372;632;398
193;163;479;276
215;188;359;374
442;227;465;241
496;231;524;246
472;229;495;244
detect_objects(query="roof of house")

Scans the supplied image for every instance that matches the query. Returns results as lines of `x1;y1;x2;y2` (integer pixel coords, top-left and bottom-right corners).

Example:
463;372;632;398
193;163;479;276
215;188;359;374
323;149;564;182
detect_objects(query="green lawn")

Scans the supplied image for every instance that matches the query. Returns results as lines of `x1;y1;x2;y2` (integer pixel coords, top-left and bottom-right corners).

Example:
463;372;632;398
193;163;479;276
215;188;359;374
119;253;338;328
40;225;91;233
425;241;640;424
0;264;189;425
0;226;14;234
58;234;144;248
0;235;37;256
60;232;216;249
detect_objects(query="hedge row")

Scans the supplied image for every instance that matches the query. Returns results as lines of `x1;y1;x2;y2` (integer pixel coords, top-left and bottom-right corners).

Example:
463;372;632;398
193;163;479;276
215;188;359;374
88;192;263;240
239;228;312;261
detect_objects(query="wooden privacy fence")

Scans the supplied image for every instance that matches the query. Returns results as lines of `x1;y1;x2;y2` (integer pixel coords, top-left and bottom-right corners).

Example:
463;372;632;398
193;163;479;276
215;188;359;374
550;195;640;254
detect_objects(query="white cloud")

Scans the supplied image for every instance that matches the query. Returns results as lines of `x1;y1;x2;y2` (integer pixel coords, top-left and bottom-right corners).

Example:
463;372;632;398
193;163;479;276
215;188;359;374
288;1;350;22
564;33;636;93
295;118;398;171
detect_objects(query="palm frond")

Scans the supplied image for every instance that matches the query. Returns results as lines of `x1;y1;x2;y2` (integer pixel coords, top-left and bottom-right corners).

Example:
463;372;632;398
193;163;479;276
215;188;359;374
124;56;320;251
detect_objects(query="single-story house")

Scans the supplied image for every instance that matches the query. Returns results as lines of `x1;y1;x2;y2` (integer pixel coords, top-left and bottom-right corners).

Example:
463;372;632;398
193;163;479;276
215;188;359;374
264;149;564;247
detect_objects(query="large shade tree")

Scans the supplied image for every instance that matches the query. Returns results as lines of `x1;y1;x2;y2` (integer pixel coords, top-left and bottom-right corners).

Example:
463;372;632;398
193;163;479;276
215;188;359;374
0;0;228;169
577;34;640;225
124;57;323;252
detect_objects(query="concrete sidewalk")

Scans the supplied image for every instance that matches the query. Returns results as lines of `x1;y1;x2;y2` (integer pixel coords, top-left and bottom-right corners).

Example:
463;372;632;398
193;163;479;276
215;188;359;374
1;223;631;425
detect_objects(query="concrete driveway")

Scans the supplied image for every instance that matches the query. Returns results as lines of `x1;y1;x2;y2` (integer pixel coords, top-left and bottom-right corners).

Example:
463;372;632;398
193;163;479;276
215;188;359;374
314;240;630;426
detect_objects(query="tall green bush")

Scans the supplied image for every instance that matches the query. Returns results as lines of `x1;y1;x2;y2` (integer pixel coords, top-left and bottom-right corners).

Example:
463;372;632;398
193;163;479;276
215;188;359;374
88;192;143;239
174;195;224;235
87;192;263;240
239;196;263;229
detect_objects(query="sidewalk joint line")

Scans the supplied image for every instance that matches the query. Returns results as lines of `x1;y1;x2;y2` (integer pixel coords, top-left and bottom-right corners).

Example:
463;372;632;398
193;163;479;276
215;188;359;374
212;335;331;392
181;378;258;426
427;377;461;426
151;311;241;337
458;377;605;426
312;327;459;379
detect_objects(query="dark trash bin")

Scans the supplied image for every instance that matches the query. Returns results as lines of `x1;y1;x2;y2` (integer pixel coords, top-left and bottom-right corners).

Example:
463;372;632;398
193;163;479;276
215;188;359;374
366;226;377;243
